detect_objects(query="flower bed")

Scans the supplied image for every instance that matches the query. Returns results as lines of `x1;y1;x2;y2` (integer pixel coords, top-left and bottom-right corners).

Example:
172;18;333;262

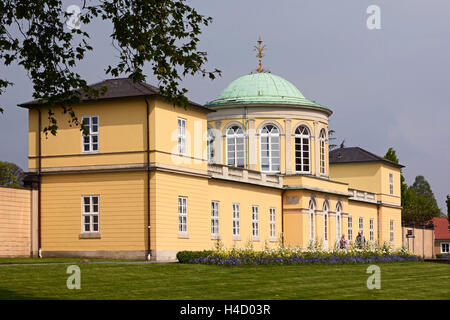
176;242;421;266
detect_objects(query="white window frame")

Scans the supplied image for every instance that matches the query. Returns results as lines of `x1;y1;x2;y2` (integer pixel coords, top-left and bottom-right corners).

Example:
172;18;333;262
441;242;450;254
389;173;394;195
226;125;245;168
232;203;240;239
359;217;364;235
390;219;394;244
211;201;219;237
309;200;315;243
207;127;215;164
177;118;186;155
369;218;374;242
82;195;100;233
336;203;342;244
252;205;259;239
269;208;276;239
81;115;99;153
319;129;326;175
259;124;280;173
294;125;311;174
178;196;187;234
323;202;329;249
348;216;353;242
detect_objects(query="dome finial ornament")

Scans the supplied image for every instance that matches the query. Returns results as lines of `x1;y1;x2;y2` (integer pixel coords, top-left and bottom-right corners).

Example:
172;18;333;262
253;37;267;73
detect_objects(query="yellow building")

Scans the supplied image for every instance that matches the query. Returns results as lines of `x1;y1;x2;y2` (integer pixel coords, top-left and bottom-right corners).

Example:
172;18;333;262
19;72;403;261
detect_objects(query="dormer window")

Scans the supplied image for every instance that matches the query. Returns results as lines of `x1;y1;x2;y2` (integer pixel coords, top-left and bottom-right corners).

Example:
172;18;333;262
81;116;99;153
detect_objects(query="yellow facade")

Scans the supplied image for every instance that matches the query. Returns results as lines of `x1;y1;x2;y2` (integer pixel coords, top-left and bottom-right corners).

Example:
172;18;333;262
22;77;403;260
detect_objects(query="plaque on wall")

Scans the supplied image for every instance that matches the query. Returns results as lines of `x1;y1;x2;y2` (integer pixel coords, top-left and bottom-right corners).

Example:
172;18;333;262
285;195;299;205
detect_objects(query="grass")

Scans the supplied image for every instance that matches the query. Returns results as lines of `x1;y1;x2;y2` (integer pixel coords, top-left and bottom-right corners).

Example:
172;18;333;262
0;261;448;300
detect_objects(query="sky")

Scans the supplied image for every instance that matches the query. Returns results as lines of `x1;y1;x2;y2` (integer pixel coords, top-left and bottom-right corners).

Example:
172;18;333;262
0;0;449;211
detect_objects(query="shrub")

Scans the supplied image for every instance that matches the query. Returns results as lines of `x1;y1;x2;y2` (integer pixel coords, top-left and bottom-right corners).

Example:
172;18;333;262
176;250;213;263
176;242;421;266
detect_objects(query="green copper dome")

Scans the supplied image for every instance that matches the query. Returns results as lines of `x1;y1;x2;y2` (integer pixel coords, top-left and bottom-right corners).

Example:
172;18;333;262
206;72;330;112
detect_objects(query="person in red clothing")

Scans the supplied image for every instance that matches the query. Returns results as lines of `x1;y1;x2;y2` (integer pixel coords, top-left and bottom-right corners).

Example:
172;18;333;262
339;234;348;249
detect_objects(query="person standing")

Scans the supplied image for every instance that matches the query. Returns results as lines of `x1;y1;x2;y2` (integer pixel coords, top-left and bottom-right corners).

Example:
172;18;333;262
355;231;366;248
339;234;348;249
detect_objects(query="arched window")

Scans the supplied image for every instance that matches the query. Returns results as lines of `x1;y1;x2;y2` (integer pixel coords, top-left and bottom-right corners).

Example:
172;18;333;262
336;202;342;244
226;125;245;168
260;124;280;172
319;129;326;175
323;201;329;249
295;126;310;173
309;199;315;243
207;127;215;163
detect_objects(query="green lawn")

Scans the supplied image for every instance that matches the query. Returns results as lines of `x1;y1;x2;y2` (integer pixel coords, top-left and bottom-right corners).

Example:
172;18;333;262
0;261;448;300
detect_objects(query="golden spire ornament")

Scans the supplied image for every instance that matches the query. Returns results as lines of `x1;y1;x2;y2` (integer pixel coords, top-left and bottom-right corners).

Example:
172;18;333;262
253;37;267;73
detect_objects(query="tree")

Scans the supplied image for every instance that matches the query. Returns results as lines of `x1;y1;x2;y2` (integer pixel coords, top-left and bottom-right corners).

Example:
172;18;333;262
0;161;24;187
446;195;450;225
402;175;441;224
384;147;408;207
384;147;399;164
0;0;220;134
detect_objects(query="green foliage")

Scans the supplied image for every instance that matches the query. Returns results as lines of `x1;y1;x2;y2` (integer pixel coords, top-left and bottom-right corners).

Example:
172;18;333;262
384;148;441;224
0;161;24;187
0;0;220;135
384;147;408;208
176;250;213;263
402;176;441;224
446;195;450;225
177;241;420;265
384;147;399;164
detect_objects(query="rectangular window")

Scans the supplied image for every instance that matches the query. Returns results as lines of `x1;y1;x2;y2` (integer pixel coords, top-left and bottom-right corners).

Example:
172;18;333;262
269;208;276;239
389;173;394;195
178;197;187;234
82;195;99;232
348;217;353;241
390;220;394;244
320;140;325;174
81;116;99;153
211;201;219;236
369;218;374;242
232;203;240;237
359;217;364;235
207;129;215;164
252;205;259;238
177;118;186;155
295;136;310;173
441;243;450;253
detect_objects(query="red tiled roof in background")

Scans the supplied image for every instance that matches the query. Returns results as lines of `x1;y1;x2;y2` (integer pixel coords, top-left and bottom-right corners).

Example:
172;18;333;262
431;217;450;240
